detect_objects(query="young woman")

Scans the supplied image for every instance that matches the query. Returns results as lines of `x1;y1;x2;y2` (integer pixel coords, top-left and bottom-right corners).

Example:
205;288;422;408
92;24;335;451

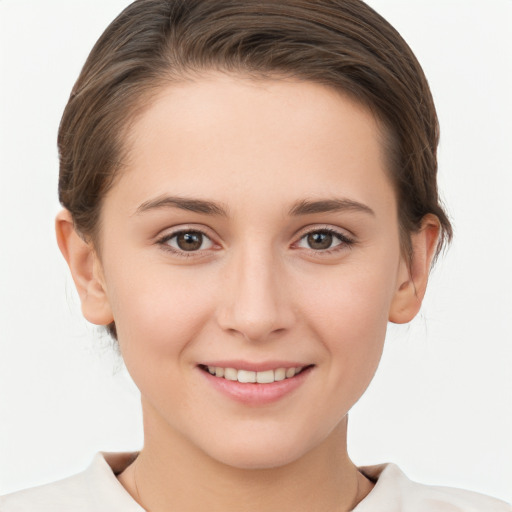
1;1;510;510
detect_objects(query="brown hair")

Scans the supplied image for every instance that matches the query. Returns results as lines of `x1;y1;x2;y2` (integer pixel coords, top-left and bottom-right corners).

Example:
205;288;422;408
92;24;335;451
58;0;452;337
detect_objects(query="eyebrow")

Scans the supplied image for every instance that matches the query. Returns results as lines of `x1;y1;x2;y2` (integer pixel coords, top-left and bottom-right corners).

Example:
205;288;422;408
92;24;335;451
134;195;374;218
135;195;229;217
288;198;375;217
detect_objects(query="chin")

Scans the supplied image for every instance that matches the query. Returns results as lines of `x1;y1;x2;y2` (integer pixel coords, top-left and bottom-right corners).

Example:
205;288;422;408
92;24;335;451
200;428;325;471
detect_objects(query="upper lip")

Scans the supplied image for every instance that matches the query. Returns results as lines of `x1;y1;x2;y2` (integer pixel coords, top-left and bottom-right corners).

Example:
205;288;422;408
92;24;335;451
198;360;312;372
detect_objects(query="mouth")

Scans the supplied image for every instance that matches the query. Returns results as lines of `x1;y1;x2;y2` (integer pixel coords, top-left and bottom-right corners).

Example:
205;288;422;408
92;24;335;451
198;362;314;405
198;364;313;384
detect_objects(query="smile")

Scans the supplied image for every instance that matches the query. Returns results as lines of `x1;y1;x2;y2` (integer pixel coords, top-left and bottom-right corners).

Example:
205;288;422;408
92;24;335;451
198;363;314;405
199;365;309;384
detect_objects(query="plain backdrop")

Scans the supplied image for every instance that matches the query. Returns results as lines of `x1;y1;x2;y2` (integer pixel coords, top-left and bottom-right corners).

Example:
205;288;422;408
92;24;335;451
0;0;511;502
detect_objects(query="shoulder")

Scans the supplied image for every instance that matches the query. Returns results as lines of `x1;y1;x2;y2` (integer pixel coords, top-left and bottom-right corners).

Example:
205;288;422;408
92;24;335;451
354;463;512;512
0;453;143;512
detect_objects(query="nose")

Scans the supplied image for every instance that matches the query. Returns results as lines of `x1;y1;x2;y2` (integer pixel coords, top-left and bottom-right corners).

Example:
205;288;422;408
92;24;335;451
215;244;296;342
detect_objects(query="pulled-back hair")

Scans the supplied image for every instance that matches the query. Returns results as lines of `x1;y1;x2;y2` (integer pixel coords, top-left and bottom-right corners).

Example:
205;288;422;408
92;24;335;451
59;0;452;256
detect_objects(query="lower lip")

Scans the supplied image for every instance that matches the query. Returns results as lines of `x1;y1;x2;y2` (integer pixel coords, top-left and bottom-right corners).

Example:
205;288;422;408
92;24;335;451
199;367;313;405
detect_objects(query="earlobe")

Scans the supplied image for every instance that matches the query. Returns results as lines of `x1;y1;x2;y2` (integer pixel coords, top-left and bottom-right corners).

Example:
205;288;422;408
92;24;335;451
389;214;441;324
55;209;114;326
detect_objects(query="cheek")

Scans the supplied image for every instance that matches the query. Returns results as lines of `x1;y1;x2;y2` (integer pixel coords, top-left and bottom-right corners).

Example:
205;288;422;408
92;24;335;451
104;259;215;360
296;255;398;390
301;259;396;339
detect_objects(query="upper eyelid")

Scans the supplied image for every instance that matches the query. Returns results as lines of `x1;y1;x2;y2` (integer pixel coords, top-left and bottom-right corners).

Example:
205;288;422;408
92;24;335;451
161;229;213;242
156;225;216;241
294;224;355;241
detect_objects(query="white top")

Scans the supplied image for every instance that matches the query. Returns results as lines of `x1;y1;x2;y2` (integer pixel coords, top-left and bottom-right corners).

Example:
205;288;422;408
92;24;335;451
1;452;510;512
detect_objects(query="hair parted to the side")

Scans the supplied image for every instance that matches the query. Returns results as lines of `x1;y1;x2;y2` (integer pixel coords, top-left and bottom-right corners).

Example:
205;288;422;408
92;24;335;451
58;0;453;339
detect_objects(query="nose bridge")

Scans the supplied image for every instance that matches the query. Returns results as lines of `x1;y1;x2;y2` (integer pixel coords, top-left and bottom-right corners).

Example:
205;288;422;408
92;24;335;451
217;240;294;341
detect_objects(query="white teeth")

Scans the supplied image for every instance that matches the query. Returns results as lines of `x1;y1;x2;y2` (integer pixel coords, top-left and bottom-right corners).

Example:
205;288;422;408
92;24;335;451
237;370;256;383
224;368;238;381
256;369;275;384
274;368;286;381
206;365;305;383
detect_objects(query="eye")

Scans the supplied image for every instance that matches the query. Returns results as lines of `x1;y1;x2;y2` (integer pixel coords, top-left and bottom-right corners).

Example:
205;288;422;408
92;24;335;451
296;228;353;252
161;230;214;252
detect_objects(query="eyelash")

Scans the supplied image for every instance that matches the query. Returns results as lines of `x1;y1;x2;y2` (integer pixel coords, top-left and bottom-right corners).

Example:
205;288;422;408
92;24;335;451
156;229;215;259
156;226;355;258
294;227;355;255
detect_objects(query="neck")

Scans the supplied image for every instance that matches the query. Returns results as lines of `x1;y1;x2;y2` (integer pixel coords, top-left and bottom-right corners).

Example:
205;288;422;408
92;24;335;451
118;402;373;512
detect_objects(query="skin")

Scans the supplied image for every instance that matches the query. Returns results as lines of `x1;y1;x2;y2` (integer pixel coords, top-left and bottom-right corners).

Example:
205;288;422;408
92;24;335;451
56;73;439;511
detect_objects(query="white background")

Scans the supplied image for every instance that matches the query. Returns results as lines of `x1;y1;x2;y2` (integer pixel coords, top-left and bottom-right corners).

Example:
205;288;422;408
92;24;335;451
0;0;511;502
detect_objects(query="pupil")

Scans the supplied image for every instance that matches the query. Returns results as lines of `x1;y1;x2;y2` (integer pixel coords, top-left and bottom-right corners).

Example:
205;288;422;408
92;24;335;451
177;232;202;251
307;232;332;250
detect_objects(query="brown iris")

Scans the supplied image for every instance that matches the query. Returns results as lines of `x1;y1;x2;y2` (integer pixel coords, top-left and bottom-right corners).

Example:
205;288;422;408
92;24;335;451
307;231;334;250
176;231;203;251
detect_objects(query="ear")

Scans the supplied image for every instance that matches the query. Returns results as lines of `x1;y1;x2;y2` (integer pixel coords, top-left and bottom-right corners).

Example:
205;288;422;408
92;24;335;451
389;214;441;324
55;209;114;326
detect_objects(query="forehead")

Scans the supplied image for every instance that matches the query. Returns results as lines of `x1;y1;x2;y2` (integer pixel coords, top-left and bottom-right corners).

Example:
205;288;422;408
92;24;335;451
115;73;396;217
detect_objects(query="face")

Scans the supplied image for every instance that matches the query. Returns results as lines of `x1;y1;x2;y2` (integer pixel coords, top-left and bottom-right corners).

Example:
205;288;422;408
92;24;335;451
94;74;409;469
